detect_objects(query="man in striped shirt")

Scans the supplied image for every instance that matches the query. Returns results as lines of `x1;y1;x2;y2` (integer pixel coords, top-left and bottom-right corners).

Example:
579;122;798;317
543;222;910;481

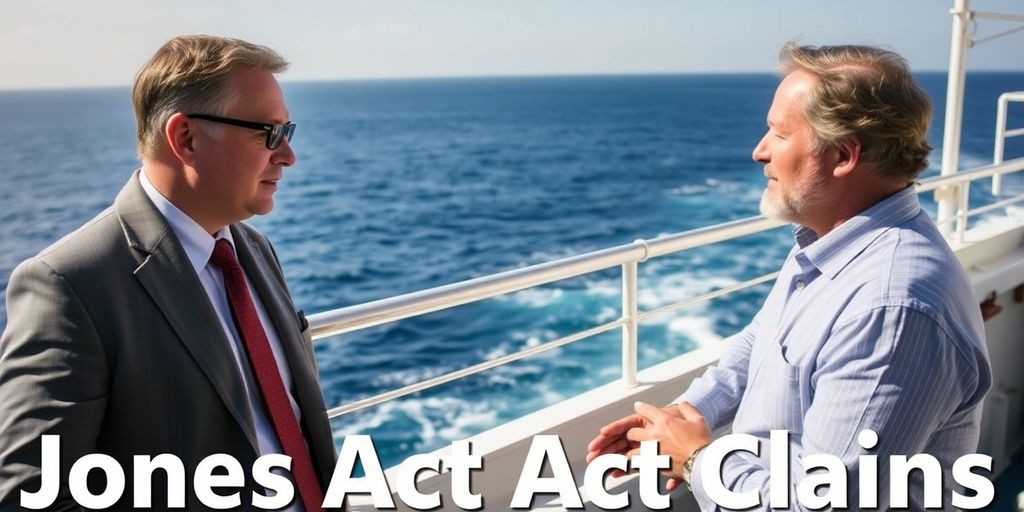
588;43;991;510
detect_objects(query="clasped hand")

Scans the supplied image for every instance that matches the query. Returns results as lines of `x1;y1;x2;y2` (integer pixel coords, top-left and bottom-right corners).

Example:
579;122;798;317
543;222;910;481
586;401;712;492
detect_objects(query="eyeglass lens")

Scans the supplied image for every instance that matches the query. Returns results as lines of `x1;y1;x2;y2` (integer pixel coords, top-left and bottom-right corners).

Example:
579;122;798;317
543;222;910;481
268;123;295;149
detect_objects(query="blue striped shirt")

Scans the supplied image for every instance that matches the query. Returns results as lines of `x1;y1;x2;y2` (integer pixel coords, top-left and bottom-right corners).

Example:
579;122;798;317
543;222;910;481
679;186;991;510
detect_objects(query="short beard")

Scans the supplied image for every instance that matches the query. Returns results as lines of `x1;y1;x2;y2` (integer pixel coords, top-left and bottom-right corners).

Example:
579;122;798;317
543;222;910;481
759;172;829;224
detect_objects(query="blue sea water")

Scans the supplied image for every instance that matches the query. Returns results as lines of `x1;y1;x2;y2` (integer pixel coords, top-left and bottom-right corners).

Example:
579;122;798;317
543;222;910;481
1;73;1023;469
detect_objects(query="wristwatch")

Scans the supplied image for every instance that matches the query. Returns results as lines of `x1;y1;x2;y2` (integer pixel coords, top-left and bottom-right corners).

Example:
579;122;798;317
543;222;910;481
681;444;708;489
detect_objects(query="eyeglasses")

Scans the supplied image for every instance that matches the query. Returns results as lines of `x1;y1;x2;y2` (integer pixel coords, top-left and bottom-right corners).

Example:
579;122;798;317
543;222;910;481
186;113;295;150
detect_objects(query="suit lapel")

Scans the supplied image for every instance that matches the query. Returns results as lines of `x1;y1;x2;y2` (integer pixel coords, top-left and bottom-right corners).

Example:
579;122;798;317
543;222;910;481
232;226;336;478
230;227;311;381
114;173;260;455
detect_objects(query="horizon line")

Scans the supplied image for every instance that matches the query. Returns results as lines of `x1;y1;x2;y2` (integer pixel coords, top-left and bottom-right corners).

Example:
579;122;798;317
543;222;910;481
3;68;1023;93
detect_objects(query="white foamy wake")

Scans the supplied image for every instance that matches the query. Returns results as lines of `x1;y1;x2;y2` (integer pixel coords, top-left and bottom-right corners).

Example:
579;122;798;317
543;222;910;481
666;314;723;348
637;273;739;316
973;206;1024;231
333;395;498;448
498;287;565;308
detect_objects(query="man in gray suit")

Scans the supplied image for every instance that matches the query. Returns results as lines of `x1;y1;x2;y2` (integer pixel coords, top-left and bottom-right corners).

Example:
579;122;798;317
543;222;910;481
0;35;336;510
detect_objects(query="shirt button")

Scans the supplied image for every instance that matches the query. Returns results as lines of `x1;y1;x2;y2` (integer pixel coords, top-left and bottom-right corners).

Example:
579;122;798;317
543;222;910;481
796;280;805;290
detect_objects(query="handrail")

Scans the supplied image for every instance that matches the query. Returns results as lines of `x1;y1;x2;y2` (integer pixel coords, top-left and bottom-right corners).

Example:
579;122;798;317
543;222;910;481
309;215;785;338
972;11;1024;23
917;157;1024;192
934;193;1024;229
914;157;1024;242
639;271;782;322
326;318;627;417
993;91;1024;195
311;153;1024;419
324;268;785;418
312;157;1024;341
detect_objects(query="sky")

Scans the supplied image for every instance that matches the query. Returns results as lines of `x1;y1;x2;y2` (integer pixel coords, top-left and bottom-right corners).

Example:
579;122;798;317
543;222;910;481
2;0;1023;90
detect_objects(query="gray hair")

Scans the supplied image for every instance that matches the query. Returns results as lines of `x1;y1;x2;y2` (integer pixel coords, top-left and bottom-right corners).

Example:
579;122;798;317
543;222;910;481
779;42;933;181
132;34;288;158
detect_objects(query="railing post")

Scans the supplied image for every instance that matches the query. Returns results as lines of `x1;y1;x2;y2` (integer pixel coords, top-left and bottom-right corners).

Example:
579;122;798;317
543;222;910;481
938;0;971;238
994;94;1008;195
957;183;970;244
621;261;639;387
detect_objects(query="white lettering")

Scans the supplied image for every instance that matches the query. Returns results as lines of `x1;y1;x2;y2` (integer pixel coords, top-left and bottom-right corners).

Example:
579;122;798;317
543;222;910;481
397;453;441;510
133;454;185;508
582;453;628;509
510;435;582;509
20;435;60;509
890;454;942;509
16;430;1000;510
633;441;670;509
194;454;244;509
768;430;790;508
857;430;879;508
796;454;846;509
446;440;483;510
951;454;994;509
251;454;294;510
323;435;394;508
700;434;760;509
69;453;126;509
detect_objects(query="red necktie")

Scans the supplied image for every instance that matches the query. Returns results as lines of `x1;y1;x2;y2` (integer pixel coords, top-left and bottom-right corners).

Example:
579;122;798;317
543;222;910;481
211;239;325;512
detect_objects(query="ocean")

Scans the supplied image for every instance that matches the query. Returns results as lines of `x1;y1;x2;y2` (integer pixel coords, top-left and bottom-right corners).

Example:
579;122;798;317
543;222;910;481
1;72;1022;469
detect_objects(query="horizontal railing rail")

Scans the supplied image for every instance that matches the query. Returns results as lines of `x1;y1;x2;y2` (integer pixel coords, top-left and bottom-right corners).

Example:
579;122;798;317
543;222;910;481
918;156;1024;241
309;215;786;339
993;91;1024;196
311;153;1024;419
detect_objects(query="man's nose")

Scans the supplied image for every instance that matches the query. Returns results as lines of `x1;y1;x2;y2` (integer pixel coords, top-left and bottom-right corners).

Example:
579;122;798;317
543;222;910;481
752;134;770;163
273;137;297;167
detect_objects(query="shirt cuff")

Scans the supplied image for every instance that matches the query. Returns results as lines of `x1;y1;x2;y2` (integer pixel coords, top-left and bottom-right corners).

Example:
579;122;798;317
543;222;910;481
677;384;723;429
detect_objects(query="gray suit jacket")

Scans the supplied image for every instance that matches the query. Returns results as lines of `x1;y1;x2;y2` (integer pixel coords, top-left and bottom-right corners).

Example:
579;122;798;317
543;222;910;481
0;173;337;510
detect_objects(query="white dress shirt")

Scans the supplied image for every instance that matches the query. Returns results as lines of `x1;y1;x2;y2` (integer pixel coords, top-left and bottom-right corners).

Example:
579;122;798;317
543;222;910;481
679;186;990;511
140;170;305;510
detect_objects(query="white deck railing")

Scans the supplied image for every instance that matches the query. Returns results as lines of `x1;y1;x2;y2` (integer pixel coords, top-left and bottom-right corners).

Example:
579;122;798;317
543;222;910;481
310;133;1024;420
994;91;1024;196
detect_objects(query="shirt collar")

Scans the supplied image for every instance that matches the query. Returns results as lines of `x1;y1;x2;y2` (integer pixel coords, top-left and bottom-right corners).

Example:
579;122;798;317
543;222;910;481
794;185;922;279
139;169;235;274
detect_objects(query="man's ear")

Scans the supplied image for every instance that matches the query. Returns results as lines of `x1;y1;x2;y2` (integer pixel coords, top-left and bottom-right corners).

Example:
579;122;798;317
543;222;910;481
165;113;198;165
833;135;861;178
